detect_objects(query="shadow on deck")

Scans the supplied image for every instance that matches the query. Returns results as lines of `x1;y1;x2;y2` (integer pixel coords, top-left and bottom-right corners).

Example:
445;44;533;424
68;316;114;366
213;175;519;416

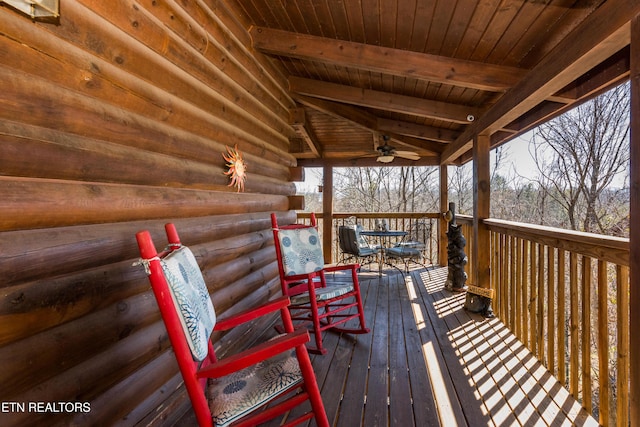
175;266;598;426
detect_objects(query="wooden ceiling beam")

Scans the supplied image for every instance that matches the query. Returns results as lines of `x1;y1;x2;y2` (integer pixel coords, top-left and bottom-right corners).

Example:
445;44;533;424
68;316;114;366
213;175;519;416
293;95;378;131
387;134;445;155
289;77;479;124
376;118;460;143
441;0;640;164
289;107;322;157
250;26;526;92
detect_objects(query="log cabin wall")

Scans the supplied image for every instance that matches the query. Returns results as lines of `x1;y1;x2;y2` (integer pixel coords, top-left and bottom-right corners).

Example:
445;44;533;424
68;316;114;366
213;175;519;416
0;1;299;425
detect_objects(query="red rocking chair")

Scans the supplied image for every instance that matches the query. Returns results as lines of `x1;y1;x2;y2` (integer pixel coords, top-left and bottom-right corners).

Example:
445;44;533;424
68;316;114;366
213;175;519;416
135;223;329;427
271;213;370;355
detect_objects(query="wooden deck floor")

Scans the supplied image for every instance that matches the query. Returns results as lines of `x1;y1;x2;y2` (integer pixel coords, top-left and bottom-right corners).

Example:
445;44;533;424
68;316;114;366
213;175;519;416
174;266;599;427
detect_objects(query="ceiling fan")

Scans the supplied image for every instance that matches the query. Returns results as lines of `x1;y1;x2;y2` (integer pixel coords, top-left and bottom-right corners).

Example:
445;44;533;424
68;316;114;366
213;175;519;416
376;135;420;163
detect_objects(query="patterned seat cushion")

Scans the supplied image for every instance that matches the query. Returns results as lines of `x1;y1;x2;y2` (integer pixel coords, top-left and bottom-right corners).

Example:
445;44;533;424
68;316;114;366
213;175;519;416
277;227;325;276
207;346;302;427
385;246;421;259
161;246;216;361
290;284;354;305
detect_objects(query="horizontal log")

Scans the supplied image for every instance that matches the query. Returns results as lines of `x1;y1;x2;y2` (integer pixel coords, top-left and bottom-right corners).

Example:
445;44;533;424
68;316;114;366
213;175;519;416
0;259;149;346
0;177;289;231
171;0;295;112
210;262;281;315
0;123;295;195
190;0;295;112
0;213;275;287
0;291;160;398
67;347;179;426
288;195;306;211
0;14;293;165
0;229;277;344
0;67;294;174
135;0;293;134
212;282;283;358
125;373;190;426
66;0;291;150
8;320;170;404
200;245;276;292
0;32;293;167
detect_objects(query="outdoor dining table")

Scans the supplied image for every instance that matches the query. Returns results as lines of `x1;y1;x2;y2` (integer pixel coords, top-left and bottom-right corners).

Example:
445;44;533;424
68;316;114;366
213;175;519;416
359;229;408;275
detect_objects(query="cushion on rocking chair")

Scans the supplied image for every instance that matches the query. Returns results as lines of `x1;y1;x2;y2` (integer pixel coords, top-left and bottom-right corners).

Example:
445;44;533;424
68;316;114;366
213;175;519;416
277;227;325;276
161;246;216;361
207;346;303;427
289;284;354;305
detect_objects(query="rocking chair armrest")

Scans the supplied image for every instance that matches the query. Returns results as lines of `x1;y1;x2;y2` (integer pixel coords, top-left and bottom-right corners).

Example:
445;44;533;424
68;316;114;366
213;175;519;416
214;296;291;331
196;328;310;379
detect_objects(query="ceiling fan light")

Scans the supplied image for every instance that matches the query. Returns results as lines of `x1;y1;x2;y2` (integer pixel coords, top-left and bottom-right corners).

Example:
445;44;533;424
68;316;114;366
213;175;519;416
376;155;394;163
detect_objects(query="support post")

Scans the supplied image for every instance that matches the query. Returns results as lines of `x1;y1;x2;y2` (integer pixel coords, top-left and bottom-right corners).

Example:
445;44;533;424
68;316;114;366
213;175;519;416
439;165;449;267
322;165;334;263
473;133;491;289
465;132;493;317
629;13;640;427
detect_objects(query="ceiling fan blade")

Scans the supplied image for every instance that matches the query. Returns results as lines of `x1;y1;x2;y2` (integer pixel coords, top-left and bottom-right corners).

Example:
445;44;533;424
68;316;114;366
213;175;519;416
376;154;395;163
394;150;420;160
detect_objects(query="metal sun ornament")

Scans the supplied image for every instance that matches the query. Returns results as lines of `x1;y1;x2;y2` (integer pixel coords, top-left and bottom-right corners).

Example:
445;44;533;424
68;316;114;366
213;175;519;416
223;145;247;192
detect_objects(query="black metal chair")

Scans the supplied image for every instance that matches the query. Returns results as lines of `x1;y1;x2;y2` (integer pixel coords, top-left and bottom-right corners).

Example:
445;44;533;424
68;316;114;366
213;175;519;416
338;224;380;269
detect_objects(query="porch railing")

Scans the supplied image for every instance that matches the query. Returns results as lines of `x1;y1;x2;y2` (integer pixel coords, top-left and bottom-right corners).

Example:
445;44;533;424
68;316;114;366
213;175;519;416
482;218;630;427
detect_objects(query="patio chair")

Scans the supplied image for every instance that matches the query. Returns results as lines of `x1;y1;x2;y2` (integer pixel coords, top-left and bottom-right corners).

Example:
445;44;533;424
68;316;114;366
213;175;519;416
271;213;370;355
338;224;379;268
135;223;329;427
385;220;432;275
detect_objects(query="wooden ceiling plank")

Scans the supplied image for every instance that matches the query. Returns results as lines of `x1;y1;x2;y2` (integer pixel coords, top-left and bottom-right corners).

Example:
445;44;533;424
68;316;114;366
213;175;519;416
441;0;640;164
289;76;480;124
250;26;527;91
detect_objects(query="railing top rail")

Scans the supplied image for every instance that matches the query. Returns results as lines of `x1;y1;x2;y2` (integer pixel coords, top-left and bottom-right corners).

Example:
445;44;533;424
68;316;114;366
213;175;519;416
483;218;629;249
297;212;441;220
484;217;629;266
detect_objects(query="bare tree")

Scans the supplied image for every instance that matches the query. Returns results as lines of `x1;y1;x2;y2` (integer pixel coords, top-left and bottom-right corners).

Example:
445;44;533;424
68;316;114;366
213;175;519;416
334;166;438;213
448;163;473;215
529;82;630;235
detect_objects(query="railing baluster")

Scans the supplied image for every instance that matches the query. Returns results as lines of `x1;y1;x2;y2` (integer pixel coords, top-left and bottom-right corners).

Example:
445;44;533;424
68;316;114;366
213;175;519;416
522;240;530;348
558;249;566;387
597;259;610;426
500;232;507;320
617;265;629;427
582;256;592;412
538;243;545;362
491;231;500;316
515;237;523;340
569;252;579;397
547;246;556;374
510;235;517;330
530;242;538;355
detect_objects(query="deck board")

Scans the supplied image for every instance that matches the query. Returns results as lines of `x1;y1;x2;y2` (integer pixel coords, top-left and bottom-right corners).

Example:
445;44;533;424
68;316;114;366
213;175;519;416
173;266;599;427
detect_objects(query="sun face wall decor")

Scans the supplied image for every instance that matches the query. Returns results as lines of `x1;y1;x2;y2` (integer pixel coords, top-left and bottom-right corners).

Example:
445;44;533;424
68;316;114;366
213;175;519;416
222;145;247;192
